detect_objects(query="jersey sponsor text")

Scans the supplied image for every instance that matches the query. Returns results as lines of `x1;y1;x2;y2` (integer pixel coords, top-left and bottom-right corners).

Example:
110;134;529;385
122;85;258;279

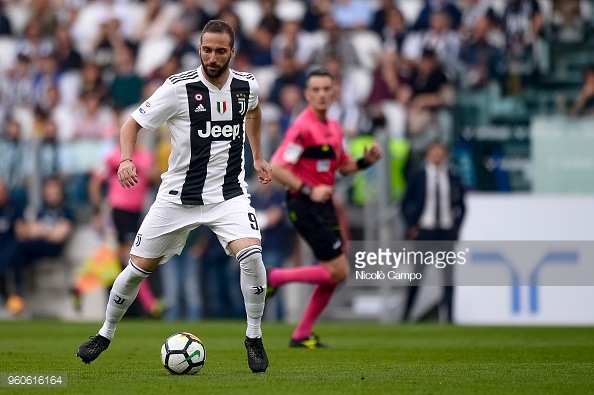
197;121;242;140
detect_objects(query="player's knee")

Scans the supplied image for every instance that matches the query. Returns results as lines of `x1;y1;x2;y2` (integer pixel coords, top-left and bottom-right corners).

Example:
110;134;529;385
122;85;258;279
129;255;162;273
324;255;349;283
236;245;264;275
332;265;349;283
327;260;349;283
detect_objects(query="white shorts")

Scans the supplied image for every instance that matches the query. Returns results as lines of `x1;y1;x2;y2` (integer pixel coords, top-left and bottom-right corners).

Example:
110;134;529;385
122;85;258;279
130;194;261;264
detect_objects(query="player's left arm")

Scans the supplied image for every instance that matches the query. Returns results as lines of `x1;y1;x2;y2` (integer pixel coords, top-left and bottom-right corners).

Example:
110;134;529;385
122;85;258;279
338;142;383;176
245;103;272;184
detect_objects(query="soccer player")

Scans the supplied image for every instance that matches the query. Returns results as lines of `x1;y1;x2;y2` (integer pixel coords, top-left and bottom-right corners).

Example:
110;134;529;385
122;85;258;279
77;20;272;373
268;68;382;348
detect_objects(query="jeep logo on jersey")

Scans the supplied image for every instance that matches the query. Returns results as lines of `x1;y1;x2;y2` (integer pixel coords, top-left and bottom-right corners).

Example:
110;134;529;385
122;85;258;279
197;121;241;140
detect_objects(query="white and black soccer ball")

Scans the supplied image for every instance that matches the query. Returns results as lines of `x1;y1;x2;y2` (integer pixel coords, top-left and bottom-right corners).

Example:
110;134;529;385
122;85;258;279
161;332;206;375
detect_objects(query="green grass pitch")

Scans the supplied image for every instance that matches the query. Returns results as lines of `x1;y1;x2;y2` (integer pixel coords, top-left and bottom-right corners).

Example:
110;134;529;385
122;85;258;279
0;320;592;394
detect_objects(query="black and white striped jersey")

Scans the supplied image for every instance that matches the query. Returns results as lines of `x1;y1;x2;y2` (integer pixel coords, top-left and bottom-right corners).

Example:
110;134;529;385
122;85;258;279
132;66;259;205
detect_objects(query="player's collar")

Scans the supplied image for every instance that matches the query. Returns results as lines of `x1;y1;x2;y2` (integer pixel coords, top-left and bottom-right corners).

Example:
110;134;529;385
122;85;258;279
198;66;233;91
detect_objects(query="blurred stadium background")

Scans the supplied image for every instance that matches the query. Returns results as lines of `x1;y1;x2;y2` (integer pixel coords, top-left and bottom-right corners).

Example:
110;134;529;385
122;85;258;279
0;0;593;326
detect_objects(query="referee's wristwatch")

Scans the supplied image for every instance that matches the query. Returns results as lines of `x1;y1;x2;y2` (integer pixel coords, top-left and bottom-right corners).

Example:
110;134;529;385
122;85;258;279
298;183;313;197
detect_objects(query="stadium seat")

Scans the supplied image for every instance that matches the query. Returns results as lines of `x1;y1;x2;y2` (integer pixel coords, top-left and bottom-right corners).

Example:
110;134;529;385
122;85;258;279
275;0;306;22
563;51;594;73
22;223;105;320
345;67;373;103
379;100;406;139
537;0;553;23
350;30;382;71
58;70;83;108
489;0;508;16
307;30;328;55
128;1;149;30
456;88;492;126
4;3;30;36
397;0;424;25
250;65;279;102
11;106;35;140
69;2;100;58
71;1;146;58
70;139;116;174
190;32;202;50
24;257;73;319
135;36;177;77
234;0;262;36
259;102;281;160
0;37;17;80
489;96;529;124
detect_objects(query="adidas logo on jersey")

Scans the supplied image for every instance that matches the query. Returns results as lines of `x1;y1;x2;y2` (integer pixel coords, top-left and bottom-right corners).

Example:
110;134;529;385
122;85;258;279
194;104;206;113
197;121;241;140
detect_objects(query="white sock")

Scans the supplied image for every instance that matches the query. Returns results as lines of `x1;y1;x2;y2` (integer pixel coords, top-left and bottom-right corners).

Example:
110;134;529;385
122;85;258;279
98;260;151;340
236;245;266;339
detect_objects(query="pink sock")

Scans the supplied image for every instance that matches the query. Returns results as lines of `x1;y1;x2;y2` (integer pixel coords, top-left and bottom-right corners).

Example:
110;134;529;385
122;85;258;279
292;283;337;340
269;266;333;287
137;281;156;313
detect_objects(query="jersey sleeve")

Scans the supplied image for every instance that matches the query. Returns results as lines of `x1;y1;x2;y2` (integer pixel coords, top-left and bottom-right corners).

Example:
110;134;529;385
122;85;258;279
332;120;352;165
271;124;307;167
247;78;260;111
339;137;353;165
131;80;179;131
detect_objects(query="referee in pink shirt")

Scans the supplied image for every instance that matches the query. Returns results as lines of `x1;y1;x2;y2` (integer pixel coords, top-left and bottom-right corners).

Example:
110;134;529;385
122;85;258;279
90;145;160;317
269;67;382;348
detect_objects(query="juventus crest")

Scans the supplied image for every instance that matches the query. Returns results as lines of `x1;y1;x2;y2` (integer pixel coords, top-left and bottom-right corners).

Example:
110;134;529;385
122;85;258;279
237;97;246;116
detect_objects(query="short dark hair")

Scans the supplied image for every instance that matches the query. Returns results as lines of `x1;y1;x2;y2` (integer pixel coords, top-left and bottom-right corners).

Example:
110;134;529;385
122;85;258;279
201;19;235;48
42;176;64;190
305;66;334;84
425;140;448;155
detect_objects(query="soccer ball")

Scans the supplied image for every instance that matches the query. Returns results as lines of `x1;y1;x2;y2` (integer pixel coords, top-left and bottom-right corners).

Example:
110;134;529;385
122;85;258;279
161;332;206;375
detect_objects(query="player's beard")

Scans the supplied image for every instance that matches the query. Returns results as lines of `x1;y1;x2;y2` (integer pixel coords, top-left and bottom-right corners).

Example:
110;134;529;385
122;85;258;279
201;56;231;79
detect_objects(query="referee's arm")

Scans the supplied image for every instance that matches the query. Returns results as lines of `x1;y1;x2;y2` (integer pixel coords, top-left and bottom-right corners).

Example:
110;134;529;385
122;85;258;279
338;142;383;176
271;162;332;203
270;162;303;192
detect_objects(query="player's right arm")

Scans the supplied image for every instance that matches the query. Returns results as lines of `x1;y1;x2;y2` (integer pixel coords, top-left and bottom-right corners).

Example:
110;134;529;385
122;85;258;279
120;80;179;188
118;117;143;188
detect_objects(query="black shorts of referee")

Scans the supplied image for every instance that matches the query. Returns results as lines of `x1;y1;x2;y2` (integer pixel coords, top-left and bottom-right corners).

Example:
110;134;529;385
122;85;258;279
112;208;141;245
286;192;343;261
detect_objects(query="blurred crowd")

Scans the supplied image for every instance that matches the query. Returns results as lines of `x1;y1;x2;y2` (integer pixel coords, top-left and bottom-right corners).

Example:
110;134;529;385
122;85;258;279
0;0;591;318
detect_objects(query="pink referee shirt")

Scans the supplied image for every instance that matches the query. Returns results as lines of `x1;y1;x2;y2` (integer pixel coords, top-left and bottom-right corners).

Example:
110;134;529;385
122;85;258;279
272;107;351;188
94;147;154;213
